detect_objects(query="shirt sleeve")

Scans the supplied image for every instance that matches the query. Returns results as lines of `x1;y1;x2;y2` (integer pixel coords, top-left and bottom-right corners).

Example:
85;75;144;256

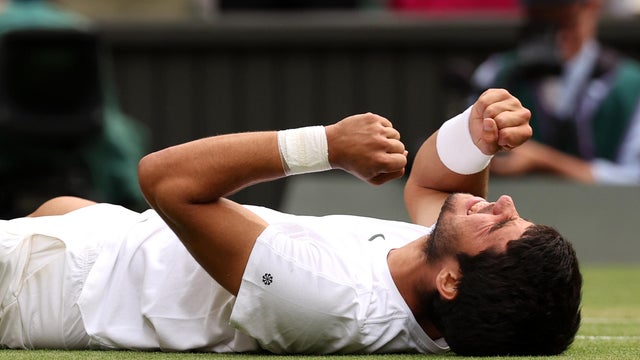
591;100;640;185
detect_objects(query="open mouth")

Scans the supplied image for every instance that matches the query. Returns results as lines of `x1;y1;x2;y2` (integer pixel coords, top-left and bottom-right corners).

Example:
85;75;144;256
465;196;487;215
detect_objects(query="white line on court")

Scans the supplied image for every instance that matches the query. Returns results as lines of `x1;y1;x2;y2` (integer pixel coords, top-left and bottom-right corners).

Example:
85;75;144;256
582;317;640;324
576;335;640;341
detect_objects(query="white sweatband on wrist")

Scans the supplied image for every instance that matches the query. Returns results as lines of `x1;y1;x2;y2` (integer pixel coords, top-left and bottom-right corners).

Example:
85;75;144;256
436;106;494;175
277;126;332;175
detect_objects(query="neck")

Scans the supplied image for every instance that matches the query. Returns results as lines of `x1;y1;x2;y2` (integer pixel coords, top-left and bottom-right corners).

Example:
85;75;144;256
387;236;443;340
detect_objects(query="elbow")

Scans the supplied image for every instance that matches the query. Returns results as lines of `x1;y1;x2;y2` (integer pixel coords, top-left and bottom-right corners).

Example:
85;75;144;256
138;152;166;210
138;150;198;226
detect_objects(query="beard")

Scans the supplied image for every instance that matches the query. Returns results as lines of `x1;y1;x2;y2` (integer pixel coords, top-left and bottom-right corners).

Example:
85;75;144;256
425;193;460;262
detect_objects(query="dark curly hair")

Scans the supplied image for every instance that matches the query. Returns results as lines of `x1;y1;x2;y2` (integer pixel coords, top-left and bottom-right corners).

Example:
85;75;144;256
427;224;582;356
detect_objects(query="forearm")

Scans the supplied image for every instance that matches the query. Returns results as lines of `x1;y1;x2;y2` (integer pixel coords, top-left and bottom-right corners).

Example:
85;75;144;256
139;112;407;211
409;138;490;197
407;111;491;196
535;146;594;183
404;89;531;226
138;116;405;295
139;131;284;209
404;131;490;225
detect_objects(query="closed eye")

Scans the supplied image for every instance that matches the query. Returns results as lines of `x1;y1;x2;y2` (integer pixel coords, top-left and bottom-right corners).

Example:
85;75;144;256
488;218;516;234
488;216;531;234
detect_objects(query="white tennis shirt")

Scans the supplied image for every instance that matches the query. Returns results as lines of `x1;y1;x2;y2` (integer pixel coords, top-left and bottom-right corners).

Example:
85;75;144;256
231;206;449;354
1;203;449;354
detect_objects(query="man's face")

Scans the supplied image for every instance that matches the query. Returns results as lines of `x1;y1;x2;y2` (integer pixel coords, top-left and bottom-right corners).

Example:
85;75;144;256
427;193;534;261
526;2;596;61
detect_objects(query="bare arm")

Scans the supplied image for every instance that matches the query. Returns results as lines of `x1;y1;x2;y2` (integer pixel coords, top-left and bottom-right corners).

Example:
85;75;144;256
404;89;532;226
138;113;407;295
490;140;595;183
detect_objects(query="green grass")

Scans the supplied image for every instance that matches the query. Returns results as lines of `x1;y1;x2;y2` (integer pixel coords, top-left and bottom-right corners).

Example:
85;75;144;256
2;265;639;359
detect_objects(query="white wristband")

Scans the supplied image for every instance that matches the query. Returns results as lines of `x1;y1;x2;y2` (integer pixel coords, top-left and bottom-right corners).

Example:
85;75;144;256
436;106;494;175
277;126;332;175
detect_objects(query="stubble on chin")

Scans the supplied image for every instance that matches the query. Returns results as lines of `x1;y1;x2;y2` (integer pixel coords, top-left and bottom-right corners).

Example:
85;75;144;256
425;194;459;262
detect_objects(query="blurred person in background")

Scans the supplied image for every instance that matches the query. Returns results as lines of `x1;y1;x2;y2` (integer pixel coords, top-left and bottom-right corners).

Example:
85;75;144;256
470;0;640;185
0;0;149;218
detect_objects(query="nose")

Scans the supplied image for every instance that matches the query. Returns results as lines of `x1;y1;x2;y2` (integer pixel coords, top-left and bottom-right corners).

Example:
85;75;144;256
492;195;518;217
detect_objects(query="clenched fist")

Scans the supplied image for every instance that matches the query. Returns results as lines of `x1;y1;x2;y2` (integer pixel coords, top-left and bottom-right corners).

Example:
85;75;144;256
325;113;408;185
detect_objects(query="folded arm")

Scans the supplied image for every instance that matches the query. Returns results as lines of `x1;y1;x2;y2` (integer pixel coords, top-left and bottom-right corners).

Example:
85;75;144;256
138;113;407;295
404;89;532;227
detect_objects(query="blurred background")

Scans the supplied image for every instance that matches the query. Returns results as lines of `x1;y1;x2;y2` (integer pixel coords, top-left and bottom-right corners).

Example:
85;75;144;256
0;0;638;263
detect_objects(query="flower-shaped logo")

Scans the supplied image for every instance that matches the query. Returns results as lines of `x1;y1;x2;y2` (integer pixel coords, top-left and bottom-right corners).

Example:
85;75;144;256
262;273;273;285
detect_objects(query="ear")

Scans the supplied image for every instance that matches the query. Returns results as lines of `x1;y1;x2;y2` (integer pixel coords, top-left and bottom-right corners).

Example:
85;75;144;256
435;263;461;301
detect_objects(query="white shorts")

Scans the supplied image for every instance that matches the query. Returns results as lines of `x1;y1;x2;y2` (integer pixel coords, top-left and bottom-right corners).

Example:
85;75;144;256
0;226;90;349
0;204;141;349
1;204;259;352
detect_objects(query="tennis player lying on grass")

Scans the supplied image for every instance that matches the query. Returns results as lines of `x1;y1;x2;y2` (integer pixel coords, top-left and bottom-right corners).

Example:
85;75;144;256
0;89;581;356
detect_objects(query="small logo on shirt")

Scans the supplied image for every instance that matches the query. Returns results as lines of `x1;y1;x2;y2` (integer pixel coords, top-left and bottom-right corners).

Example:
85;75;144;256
262;273;273;285
368;233;386;242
